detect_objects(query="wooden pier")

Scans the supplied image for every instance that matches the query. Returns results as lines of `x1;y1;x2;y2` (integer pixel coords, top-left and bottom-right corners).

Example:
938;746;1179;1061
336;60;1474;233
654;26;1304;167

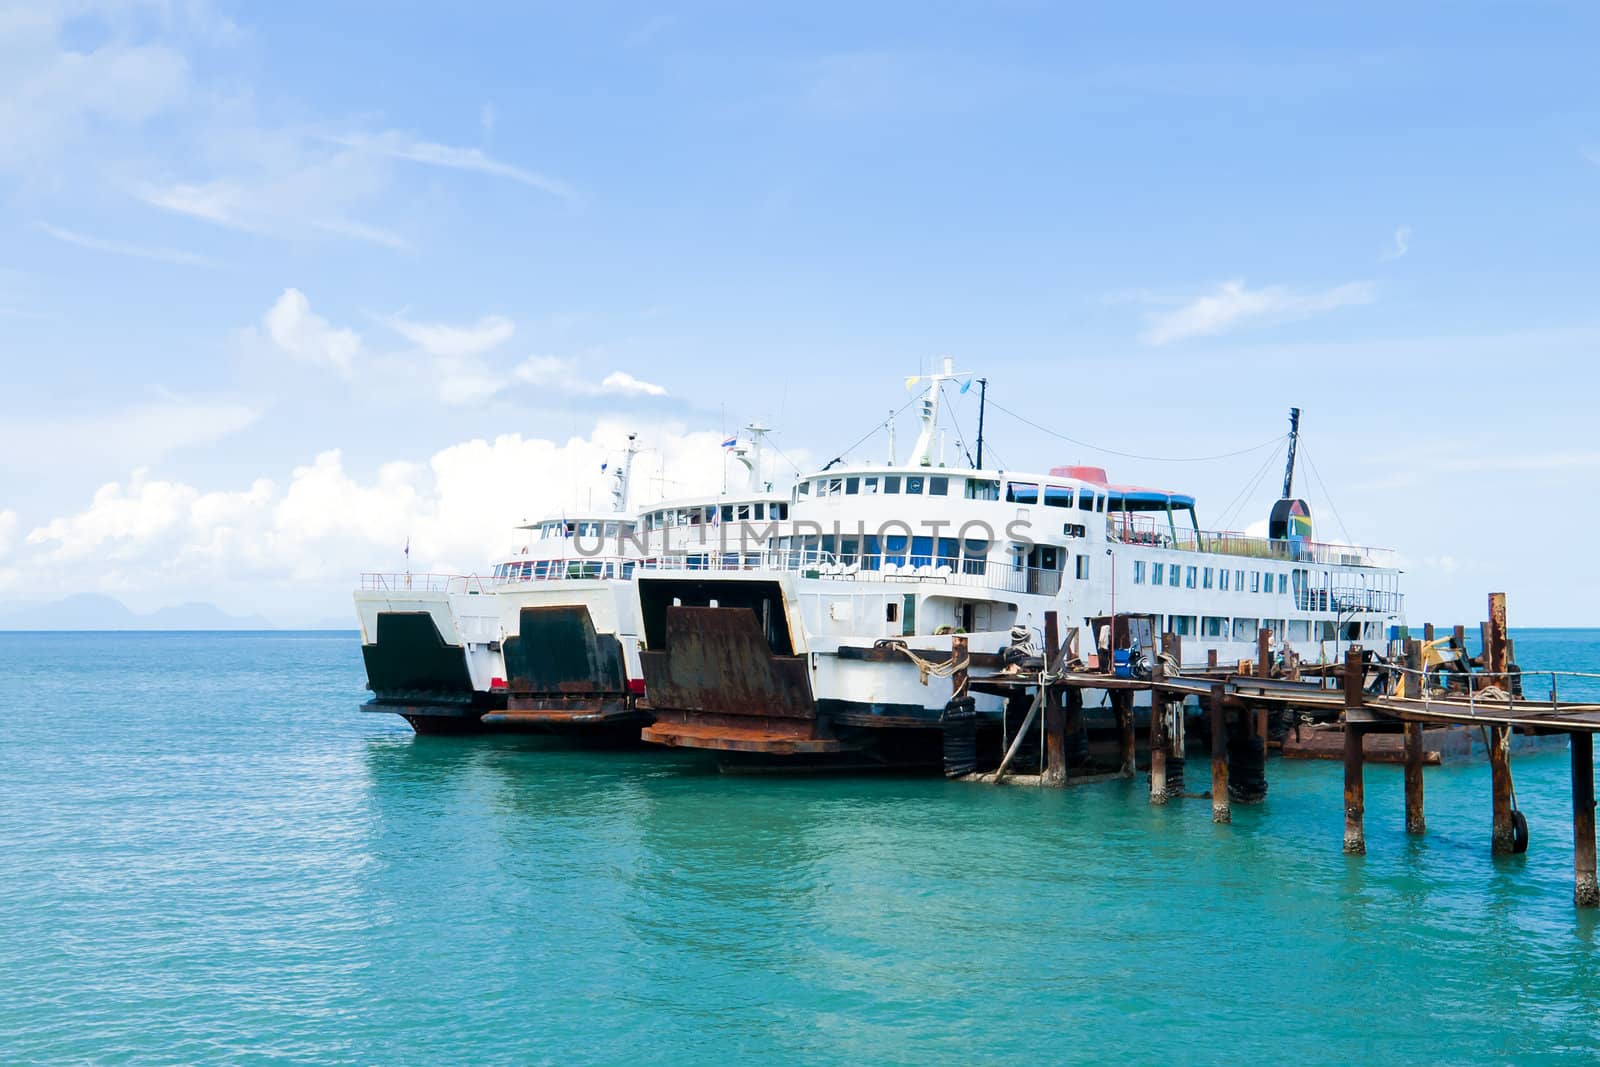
968;594;1600;909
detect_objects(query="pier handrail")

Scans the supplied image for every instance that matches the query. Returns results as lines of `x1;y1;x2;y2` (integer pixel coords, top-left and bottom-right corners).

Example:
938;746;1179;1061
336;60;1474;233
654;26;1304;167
1387;663;1600;716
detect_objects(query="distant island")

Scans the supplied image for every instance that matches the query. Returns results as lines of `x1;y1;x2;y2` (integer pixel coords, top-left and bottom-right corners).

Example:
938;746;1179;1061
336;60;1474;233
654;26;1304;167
0;593;352;631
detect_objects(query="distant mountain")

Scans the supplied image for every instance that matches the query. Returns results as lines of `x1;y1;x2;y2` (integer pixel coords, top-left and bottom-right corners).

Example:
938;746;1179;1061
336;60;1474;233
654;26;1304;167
0;593;278;631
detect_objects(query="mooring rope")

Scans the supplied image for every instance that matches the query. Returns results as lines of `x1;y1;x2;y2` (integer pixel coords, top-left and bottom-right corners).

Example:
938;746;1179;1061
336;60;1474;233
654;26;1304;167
874;638;971;686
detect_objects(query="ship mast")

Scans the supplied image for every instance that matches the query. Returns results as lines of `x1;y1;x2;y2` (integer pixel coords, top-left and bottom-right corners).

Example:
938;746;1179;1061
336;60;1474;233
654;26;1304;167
1282;407;1301;499
908;357;963;467
611;433;639;513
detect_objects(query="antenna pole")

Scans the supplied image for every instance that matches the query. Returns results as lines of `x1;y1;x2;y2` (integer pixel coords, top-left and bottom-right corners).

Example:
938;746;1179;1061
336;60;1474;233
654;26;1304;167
1282;407;1301;498
975;377;988;469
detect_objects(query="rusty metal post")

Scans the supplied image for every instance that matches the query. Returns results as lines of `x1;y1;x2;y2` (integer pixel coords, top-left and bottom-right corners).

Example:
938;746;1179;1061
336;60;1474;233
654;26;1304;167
1115;690;1135;778
1210;682;1230;824
1403;639;1426;835
1043;613;1066;786
1423;622;1435;643
1207;649;1219;669
952;634;969;702
1573;732;1598;908
1343;647;1365;855
1257;628;1271;678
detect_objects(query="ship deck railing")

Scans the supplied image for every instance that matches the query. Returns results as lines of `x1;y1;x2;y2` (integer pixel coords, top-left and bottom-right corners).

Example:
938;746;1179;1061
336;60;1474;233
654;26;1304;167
491;550;1060;597
359;572;491;595
1108;518;1396;569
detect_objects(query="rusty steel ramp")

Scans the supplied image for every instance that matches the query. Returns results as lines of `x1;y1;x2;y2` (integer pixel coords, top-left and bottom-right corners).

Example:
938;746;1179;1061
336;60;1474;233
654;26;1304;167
483;604;647;734
639;605;849;755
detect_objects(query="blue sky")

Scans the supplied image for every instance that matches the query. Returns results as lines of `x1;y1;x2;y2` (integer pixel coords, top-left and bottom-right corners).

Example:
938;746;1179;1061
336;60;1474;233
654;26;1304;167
1;1;1597;625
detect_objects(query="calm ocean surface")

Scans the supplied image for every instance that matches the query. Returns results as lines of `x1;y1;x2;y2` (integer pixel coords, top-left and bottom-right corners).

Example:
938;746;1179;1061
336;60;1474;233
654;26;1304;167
4;629;1600;1064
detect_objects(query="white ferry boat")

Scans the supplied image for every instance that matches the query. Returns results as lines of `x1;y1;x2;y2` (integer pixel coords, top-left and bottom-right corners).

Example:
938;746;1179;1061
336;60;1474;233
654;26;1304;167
632;363;1404;764
479;429;793;737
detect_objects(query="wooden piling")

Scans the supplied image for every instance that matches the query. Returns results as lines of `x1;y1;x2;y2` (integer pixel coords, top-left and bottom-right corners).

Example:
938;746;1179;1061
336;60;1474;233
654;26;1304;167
1042;612;1066;786
1485;593;1517;855
1343;647;1366;855
1149;689;1169;805
1573;732;1598;908
1115;690;1135;778
1344;725;1366;855
1210;682;1230;824
1403;639;1425;835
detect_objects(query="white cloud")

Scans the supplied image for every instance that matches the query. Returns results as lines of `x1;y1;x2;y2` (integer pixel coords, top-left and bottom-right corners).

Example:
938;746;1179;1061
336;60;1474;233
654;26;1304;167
9;422;776;613
514;356;669;399
600;370;667;397
0;395;261;471
0;22;189;172
35;221;216;267
324;130;577;201
1381;225;1411;261
1142;279;1376;345
263;288;361;374
384;313;515;359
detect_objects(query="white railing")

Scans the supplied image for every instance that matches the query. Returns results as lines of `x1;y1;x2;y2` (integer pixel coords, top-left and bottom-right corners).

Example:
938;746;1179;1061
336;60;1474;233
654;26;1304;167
1391;665;1600;712
491;550;1063;598
359;572;491;594
1108;516;1396;569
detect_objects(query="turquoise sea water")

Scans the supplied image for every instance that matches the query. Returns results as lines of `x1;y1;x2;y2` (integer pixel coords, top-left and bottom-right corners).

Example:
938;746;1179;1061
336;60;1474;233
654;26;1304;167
3;629;1600;1064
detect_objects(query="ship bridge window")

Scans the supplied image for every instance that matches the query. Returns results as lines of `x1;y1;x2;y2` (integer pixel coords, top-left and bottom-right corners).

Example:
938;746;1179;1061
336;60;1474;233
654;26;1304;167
1133;560;1146;584
885;534;908;566
1078;491;1095;512
1219;569;1229;591
884;476;902;494
771;503;788;520
906;476;925;495
737;504;753;520
845;477;859;495
1169;565;1181;588
936;537;958;568
930;476;950;496
1185;566;1197;589
966;479;1000;501
910;536;934;567
604;522;619;537
1202;567;1214;590
1044;485;1073;508
863;477;879;495
1152;562;1165;585
798;481;810;496
1005;482;1039;504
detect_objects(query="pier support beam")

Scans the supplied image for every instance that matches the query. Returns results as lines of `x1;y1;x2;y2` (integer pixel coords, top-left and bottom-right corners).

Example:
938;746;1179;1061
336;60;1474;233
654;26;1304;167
1149;693;1168;805
1042;613;1066;786
1343;647;1366;855
1403;639;1426;835
1210;683;1230;824
1115;690;1135;778
1489;725;1517;855
1343;725;1366;855
1573;732;1598;908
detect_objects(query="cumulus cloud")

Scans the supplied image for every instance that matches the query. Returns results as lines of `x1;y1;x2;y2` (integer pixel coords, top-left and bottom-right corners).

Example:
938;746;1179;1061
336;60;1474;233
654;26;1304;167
1142;279;1375;345
264;288;361;374
8;422;789;615
600;371;668;397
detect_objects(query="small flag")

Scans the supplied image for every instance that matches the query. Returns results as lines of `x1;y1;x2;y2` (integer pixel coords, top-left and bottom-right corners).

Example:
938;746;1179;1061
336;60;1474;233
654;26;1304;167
904;375;921;391
404;537;410;560
721;435;738;448
601;462;608;472
959;378;972;394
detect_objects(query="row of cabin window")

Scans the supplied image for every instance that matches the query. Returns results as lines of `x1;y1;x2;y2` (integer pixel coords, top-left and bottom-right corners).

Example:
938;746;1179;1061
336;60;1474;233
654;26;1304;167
1004;483;1107;512
1131;560;1290;595
495;560;636;580
540;520;633;540
773;534;991;573
802;474;968;498
1156;616;1343;642
642;502;790;530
